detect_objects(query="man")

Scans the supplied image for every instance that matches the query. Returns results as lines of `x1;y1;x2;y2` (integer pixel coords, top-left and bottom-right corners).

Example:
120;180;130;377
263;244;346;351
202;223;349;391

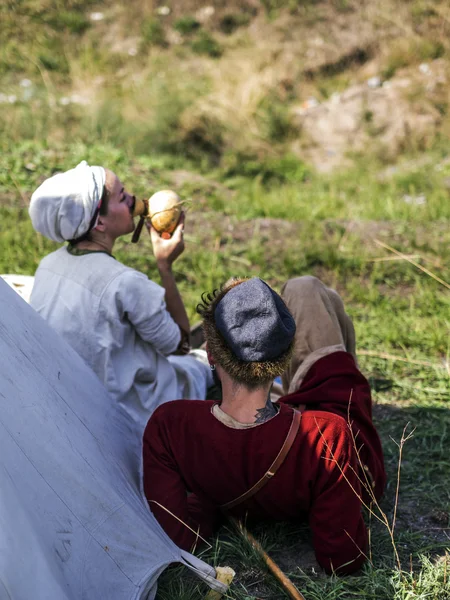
143;276;386;574
29;161;212;425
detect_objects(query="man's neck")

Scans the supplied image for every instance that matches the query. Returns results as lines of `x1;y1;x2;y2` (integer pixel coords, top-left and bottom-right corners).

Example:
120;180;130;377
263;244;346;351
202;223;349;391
219;378;276;425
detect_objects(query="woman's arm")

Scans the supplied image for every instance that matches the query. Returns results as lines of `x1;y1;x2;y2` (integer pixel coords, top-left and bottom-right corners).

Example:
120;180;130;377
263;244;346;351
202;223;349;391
149;214;190;352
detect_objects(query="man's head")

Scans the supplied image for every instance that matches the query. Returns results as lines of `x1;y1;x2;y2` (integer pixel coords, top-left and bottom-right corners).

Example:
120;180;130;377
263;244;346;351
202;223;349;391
29;162;135;244
197;278;296;390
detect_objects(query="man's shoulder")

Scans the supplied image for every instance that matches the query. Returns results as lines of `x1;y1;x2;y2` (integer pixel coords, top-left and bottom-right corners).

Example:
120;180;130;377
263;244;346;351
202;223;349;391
301;409;351;439
153;399;215;420
145;400;215;440
288;410;355;473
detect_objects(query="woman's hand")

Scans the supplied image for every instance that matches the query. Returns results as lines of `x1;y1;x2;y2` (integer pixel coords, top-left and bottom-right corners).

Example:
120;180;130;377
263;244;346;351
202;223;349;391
148;212;185;271
147;212;190;338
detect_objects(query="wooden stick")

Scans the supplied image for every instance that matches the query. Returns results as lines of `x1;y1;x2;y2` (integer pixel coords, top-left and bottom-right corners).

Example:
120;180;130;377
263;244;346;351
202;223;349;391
373;239;450;291
230;518;306;600
358;349;444;369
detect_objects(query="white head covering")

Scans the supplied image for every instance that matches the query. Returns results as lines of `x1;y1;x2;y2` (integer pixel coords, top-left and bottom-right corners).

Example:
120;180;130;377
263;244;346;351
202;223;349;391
29;161;106;242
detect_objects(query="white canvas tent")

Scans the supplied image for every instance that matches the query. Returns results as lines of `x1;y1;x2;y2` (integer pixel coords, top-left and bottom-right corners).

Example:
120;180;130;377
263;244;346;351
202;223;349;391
0;278;226;599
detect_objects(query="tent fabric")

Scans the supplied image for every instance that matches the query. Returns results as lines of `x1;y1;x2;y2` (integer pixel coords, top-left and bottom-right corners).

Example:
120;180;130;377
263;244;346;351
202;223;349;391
0;274;34;303
0;279;225;600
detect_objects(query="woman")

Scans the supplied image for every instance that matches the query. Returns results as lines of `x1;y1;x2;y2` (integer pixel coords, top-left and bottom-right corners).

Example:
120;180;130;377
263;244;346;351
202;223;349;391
29;161;212;427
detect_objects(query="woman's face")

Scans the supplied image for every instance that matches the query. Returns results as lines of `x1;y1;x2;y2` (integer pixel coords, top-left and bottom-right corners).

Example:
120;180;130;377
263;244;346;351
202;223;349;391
100;170;135;239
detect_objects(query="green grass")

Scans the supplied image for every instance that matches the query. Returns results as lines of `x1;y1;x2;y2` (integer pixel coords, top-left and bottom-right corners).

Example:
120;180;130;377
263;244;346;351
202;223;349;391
174;16;201;36
0;0;95;76
190;31;223;58
1;141;449;599
141;18;167;48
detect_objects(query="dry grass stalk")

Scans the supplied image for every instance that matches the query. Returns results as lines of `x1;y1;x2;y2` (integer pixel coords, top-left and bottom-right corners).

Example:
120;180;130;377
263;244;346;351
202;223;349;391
366;2;420;39
314;389;416;573
433;4;450;27
148;499;213;550
390;424;415;536
149;500;237;597
358;349;443;369
374;239;450;291
343;529;373;567
9;172;29;208
348;394;415;571
337;221;355;252
368;503;373;565
369;255;421;263
416;254;444;269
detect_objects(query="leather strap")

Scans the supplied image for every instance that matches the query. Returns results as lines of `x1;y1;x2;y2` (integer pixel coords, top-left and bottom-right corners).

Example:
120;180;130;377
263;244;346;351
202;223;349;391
221;408;302;511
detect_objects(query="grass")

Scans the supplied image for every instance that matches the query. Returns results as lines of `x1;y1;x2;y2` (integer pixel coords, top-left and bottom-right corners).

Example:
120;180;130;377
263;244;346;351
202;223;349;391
381;37;446;80
1;139;449;600
1;0;449;170
190;32;223;58
174;16;201;36
141;18;167;48
1;0;450;597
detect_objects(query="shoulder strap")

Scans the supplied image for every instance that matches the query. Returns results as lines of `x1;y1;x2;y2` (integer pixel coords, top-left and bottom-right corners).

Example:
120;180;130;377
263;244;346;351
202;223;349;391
220;408;302;511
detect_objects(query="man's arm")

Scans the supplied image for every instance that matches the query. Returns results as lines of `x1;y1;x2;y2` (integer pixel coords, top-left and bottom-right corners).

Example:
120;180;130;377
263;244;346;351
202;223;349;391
149;214;190;352
308;418;368;574
142;407;217;551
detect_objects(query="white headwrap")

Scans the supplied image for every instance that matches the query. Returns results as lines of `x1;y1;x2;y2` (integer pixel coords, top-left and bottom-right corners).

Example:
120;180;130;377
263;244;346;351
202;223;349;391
29;161;106;242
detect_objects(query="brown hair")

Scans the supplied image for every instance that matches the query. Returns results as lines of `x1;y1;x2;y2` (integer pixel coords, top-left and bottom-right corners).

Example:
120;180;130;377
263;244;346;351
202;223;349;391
98;184;109;216
70;184;109;245
196;278;293;390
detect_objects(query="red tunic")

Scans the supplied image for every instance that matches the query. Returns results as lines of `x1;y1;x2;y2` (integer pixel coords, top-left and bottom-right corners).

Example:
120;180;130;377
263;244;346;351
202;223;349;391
143;352;386;574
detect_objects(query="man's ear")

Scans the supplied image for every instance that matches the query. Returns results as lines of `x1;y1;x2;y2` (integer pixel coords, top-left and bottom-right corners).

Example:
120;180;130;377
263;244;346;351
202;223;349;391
206;345;215;367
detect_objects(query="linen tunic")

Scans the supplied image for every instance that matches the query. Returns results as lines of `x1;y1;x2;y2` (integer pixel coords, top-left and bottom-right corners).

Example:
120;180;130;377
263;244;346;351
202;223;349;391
31;247;211;427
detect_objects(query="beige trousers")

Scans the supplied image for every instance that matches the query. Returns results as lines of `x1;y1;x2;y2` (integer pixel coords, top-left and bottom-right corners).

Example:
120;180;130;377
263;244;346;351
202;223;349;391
280;276;357;395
